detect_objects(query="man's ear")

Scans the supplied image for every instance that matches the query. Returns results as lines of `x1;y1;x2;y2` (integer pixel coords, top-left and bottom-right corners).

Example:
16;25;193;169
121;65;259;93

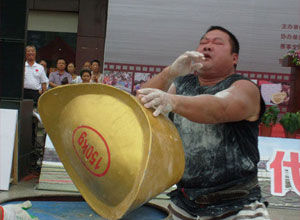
233;53;239;66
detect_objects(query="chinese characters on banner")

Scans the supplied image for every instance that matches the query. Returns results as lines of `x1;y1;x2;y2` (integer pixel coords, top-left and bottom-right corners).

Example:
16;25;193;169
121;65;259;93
267;150;300;196
280;24;300;51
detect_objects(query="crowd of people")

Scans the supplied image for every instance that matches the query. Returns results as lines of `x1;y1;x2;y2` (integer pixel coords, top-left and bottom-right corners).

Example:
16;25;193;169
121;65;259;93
23;45;103;106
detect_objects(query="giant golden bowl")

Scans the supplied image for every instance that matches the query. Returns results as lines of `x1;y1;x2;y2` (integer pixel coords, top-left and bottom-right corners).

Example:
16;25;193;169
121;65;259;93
38;84;185;220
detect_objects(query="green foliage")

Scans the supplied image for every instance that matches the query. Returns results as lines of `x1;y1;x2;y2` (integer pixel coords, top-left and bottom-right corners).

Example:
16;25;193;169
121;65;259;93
261;106;280;127
285;50;300;66
279;111;300;134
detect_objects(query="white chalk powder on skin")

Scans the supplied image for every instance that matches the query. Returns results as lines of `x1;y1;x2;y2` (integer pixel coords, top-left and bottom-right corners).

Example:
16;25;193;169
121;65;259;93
215;90;231;98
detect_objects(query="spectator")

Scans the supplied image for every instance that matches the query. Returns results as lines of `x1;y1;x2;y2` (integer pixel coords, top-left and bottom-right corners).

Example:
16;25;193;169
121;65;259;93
39;59;49;77
49;58;72;88
67;62;82;84
82;61;91;70
80;69;92;83
90;59;103;83
23;45;48;106
49;66;57;75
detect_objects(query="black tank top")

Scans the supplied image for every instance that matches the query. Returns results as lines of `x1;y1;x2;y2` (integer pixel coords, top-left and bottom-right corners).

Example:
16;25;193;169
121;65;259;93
169;74;266;216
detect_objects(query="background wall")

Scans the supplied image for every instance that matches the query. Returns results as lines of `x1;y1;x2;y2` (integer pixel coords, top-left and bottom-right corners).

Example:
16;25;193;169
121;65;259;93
27;11;78;33
104;0;300;74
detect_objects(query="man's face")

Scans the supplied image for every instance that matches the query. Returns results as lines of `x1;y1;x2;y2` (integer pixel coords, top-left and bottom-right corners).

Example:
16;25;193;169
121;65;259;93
25;47;36;62
91;62;99;73
196;30;238;74
57;59;66;71
83;62;91;70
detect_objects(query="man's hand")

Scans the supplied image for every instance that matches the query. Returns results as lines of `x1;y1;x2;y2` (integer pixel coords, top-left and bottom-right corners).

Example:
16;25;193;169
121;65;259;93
92;75;98;82
137;88;175;117
169;51;205;77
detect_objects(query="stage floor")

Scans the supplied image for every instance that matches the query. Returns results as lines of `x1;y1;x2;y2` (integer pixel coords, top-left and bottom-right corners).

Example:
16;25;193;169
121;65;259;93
0;176;299;220
1;122;299;219
1;200;169;220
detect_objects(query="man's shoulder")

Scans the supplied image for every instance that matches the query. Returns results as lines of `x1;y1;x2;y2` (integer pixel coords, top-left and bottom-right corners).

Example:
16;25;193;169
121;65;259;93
219;74;252;88
62;71;72;78
224;73;250;81
25;61;40;67
34;62;45;71
25;61;45;72
50;71;59;77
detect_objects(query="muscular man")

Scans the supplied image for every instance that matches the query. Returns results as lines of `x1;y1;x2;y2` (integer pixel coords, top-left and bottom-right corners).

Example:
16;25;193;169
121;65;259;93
23;45;48;106
137;26;269;219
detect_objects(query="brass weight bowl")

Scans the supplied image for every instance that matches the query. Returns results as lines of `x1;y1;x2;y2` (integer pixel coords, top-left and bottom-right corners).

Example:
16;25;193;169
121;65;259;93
38;84;185;220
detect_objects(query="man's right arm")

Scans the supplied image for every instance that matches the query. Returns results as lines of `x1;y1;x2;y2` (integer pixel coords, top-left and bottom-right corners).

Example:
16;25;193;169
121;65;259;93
141;51;204;92
49;82;57;88
39;67;48;93
141;66;175;92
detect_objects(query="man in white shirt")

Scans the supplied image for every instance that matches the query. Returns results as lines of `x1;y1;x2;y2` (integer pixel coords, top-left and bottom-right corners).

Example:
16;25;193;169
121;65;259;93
23;45;48;106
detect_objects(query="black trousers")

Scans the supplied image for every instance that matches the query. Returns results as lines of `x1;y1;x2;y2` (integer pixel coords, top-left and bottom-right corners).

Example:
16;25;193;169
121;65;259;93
24;88;40;106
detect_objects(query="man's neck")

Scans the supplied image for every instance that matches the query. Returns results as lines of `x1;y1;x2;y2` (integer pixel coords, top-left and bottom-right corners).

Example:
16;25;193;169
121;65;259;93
198;71;234;86
27;60;35;66
58;70;65;75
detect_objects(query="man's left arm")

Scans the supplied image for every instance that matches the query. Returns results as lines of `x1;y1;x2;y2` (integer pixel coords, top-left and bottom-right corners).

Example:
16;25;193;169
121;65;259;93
138;80;261;123
39;68;48;94
176;80;261;123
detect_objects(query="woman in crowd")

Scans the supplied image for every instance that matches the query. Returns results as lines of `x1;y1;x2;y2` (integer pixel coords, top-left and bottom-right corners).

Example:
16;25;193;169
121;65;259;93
90;59;104;83
67;62;82;84
39;59;49;77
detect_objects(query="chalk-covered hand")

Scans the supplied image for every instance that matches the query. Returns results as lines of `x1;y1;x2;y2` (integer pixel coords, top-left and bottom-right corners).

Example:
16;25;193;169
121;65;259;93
2;201;38;220
169;51;205;77
138;88;174;117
